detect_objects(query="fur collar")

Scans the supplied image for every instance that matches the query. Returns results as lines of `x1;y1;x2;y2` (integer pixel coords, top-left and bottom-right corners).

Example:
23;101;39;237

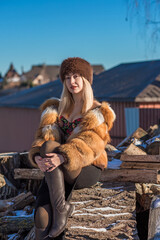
40;98;116;131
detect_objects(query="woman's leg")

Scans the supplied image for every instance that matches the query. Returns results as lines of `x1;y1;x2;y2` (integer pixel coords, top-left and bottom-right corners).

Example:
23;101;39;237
39;141;102;238
35;178;67;240
74;165;102;190
65;165;102;201
44;166;73;238
34;179;52;240
40;141;74;238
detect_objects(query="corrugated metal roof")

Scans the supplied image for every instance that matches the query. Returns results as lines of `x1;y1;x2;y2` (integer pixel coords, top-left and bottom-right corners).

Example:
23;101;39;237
93;59;160;101
0;80;63;108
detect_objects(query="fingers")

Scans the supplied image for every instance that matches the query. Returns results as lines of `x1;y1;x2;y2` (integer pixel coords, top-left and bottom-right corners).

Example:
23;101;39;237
45;153;56;156
35;154;63;172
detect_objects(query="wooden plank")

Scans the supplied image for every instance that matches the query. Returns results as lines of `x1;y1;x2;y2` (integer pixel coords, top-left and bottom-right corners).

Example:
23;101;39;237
121;161;160;169
14;168;44;180
123;143;147;155
14;168;160;184
121;154;160;162
100;169;159;183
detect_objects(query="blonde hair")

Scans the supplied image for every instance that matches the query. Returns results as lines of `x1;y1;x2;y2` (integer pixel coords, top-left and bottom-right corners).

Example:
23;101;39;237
58;77;94;116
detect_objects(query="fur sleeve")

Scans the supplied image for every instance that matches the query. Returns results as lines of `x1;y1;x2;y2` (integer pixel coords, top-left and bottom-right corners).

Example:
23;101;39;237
28;98;61;167
56;130;105;171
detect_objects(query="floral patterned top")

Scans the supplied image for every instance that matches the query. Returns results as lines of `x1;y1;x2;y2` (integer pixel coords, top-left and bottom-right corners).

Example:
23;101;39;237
59;115;82;138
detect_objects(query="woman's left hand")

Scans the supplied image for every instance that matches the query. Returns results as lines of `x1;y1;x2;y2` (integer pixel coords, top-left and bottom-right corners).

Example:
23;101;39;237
42;153;65;172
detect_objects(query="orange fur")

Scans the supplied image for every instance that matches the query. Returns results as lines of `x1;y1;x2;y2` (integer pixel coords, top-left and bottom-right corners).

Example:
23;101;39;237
93;150;108;170
100;102;116;131
40;98;59;112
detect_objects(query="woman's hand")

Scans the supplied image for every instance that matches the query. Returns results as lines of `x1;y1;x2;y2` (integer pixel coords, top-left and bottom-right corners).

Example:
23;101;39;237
35;154;64;172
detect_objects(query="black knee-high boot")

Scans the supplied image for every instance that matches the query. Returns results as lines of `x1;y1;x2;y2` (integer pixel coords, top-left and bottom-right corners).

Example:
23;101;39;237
44;167;73;238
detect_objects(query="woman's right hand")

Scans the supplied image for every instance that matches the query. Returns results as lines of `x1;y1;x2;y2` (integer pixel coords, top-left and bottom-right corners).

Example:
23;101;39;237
35;155;51;172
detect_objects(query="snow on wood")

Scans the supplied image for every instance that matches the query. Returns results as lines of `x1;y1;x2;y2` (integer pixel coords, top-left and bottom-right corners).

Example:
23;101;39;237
65;182;139;240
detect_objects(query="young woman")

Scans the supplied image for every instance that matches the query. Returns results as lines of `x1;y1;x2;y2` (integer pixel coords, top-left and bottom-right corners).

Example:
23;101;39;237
29;57;116;240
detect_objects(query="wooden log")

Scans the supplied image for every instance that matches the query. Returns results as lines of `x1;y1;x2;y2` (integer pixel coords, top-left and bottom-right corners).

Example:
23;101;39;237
121;161;160;169
24;227;35;240
7;230;25;240
0;192;35;216
0;153;20;186
147;124;160;138
123;143;147;155
0;174;17;199
148;196;160;239
19;152;33;168
100;169;160;183
120;154;160;162
116;127;148;148
0;213;34;233
147;141;160;155
14;167;160;183
14;168;44;180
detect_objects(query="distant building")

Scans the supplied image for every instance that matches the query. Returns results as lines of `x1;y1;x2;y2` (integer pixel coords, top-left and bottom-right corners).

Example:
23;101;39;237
21;64;60;86
21;64;105;86
4;63;20;85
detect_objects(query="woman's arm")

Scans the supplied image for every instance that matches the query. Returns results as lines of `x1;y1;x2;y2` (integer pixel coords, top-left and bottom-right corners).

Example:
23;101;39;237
56;127;107;171
28;99;61;168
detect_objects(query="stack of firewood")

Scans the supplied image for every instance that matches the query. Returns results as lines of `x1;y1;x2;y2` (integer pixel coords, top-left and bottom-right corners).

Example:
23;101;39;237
0;153;40;240
104;124;160;215
103;124;160;184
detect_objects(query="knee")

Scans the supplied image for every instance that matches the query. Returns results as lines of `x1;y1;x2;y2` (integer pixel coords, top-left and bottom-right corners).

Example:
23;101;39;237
35;205;51;229
40;141;60;158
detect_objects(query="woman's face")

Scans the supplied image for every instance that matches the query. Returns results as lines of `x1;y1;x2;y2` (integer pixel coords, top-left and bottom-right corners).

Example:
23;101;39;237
65;73;83;94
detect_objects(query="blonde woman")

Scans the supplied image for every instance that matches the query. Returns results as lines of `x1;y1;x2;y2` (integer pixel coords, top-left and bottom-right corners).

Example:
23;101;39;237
29;57;116;240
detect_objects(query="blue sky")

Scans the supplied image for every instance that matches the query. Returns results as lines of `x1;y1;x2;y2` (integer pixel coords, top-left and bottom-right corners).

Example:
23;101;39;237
0;0;160;75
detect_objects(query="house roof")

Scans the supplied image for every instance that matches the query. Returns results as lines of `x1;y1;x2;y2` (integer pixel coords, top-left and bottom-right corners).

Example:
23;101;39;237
5;63;19;78
93;59;160;102
0;59;160;108
0;80;63;108
23;65;60;82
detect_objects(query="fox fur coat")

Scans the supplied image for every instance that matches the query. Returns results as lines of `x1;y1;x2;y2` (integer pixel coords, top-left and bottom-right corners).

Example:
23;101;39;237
28;98;116;171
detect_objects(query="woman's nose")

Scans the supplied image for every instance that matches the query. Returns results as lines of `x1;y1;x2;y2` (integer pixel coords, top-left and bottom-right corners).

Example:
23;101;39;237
70;76;75;84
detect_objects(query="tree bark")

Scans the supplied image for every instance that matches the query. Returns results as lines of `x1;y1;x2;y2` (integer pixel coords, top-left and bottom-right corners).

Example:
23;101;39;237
0;213;34;233
14;168;44;180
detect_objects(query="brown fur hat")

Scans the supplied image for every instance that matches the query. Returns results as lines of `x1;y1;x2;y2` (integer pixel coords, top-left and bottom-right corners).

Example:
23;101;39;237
60;57;93;84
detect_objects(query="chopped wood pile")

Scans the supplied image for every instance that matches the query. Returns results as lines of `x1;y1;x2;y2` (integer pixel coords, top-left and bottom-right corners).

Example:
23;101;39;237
0;123;159;239
104;124;160;184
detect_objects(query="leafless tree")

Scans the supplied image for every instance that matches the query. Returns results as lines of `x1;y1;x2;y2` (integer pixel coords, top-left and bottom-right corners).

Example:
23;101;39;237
126;0;160;53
